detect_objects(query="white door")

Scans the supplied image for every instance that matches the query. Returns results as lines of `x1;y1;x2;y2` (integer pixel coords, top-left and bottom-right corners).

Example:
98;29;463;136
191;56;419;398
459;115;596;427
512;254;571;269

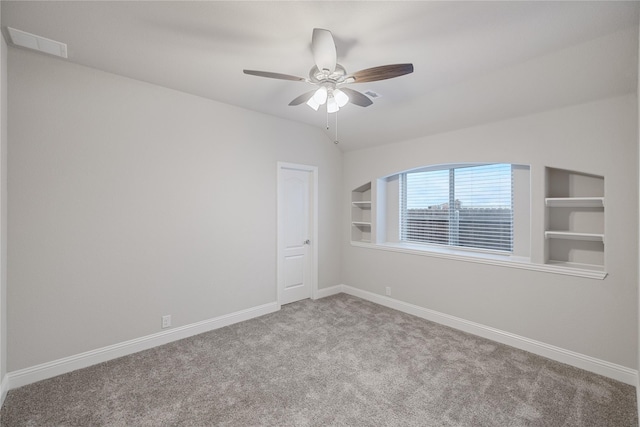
277;163;317;305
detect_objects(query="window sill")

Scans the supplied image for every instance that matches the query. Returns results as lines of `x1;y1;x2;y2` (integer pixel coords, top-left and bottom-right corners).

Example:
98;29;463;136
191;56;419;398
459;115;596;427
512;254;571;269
350;241;607;280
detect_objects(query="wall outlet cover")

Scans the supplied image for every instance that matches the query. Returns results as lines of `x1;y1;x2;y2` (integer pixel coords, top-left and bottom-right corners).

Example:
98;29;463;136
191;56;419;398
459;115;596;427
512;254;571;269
161;315;171;329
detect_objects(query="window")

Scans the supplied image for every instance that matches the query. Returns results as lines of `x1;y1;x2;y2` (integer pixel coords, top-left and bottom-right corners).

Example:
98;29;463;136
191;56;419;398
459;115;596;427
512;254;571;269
400;164;513;252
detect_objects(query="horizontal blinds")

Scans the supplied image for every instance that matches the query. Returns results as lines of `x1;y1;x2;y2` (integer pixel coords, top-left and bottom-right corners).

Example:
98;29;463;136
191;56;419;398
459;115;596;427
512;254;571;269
401;164;513;252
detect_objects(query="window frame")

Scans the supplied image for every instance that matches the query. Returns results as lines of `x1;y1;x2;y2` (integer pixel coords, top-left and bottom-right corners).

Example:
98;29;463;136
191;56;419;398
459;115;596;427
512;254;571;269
399;163;514;255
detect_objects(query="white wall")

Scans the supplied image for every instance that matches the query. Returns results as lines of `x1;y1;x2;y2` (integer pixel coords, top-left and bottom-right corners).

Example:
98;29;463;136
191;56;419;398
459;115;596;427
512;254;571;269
343;95;638;369
7;47;342;371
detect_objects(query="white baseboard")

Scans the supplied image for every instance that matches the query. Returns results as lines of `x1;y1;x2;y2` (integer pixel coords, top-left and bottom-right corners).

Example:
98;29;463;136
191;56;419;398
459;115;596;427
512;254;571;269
6;301;280;391
341;285;638;386
0;374;8;407
314;285;343;299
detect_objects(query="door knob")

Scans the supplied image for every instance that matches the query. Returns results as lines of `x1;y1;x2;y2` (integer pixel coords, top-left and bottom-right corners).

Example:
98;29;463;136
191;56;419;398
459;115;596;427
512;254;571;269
304;239;311;245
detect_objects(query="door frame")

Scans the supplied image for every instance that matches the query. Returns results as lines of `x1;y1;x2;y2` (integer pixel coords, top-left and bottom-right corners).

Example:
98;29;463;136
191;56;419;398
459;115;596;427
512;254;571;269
276;162;319;306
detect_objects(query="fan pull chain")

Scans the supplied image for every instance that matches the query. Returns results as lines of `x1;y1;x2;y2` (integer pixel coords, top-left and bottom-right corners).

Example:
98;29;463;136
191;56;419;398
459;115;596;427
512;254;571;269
324;105;339;144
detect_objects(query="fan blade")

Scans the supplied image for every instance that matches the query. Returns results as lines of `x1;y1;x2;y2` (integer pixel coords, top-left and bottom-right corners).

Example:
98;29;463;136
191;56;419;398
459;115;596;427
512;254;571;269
243;70;306;82
289;90;316;106
349;64;414;83
311;28;336;73
340;88;373;107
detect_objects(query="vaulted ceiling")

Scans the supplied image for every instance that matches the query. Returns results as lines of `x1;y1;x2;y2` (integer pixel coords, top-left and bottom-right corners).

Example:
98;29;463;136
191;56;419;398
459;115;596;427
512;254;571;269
2;1;638;151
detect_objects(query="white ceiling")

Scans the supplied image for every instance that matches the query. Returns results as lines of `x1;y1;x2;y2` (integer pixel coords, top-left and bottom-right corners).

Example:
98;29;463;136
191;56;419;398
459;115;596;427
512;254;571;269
2;1;639;151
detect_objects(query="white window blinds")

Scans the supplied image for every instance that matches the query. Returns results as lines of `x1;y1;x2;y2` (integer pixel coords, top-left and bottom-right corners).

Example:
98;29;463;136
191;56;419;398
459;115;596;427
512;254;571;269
400;164;513;252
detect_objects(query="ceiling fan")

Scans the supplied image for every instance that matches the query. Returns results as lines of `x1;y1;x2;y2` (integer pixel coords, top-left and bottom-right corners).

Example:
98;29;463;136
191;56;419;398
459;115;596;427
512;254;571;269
243;28;414;113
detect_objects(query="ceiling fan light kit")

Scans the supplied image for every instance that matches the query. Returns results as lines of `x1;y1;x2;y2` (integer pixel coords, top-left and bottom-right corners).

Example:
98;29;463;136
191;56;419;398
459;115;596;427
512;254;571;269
333;88;349;108
306;97;320;111
243;28;413;143
313;86;328;104
327;97;339;114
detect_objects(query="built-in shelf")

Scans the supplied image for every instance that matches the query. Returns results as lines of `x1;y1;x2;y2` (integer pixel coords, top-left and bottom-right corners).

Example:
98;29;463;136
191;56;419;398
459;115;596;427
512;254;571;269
545;197;604;208
545;168;605;271
545;231;604;243
351;182;372;243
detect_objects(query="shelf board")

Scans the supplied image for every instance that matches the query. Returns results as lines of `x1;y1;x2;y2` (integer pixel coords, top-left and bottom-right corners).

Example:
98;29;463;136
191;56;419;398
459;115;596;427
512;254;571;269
352;201;372;206
545;197;604;208
545;231;604;243
352;221;371;227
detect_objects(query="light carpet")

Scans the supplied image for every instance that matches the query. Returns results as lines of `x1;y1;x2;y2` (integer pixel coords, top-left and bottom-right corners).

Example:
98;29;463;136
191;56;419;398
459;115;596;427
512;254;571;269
1;294;637;426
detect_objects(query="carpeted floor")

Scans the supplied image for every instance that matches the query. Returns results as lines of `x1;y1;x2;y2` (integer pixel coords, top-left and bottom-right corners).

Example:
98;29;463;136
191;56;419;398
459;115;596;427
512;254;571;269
1;294;637;426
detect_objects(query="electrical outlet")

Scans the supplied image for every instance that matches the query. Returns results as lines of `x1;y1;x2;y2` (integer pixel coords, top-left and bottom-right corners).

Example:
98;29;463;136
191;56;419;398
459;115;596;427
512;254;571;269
385;287;391;296
161;315;171;329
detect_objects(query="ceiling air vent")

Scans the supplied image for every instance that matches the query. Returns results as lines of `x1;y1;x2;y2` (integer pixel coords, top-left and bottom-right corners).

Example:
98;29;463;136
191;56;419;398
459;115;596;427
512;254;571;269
7;27;67;58
363;90;381;99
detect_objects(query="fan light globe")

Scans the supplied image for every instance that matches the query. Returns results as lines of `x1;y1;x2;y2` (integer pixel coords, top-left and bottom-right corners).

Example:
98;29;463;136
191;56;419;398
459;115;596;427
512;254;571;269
327;97;339;113
333;89;349;108
306;97;320;111
313;86;328;104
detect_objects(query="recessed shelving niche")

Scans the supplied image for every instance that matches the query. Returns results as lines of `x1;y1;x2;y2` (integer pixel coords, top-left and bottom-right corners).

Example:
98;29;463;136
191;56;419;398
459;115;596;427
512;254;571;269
351;182;372;243
545;167;605;271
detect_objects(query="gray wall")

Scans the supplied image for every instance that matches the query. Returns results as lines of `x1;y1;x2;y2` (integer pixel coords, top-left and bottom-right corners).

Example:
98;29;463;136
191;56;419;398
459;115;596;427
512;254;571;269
342;95;638;368
637;25;640;404
0;9;7;381
7;48;342;371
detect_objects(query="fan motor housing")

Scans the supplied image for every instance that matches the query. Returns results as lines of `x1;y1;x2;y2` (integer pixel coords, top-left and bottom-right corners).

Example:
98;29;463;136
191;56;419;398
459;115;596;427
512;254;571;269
309;64;347;84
